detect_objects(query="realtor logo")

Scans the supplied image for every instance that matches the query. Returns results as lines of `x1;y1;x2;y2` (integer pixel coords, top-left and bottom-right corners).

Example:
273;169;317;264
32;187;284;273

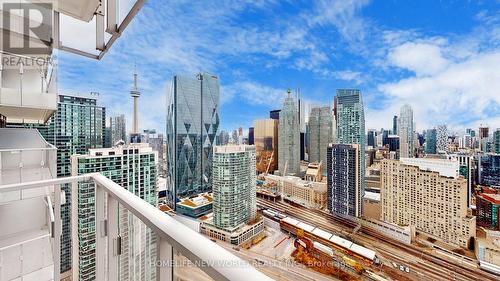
2;2;53;54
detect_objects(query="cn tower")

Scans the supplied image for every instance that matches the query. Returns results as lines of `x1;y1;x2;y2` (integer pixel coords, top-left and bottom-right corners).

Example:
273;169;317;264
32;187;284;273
130;66;141;142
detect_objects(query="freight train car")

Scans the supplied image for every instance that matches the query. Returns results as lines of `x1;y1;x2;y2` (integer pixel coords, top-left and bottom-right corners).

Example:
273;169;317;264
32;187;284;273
280;216;379;264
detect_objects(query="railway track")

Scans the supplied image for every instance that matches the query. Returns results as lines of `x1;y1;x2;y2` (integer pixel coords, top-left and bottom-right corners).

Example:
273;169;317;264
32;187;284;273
257;198;498;281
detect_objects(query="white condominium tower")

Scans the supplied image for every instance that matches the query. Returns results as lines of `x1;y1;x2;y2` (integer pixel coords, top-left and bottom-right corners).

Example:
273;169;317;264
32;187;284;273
213;145;257;229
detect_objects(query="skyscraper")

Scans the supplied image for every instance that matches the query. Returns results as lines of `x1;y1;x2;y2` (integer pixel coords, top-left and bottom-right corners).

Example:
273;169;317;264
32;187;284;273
212;145;256;229
425;128;437;154
367;129;376;147
254;119;279;174
71;143;157;281
308;106;333;168
50;93;106;273
397;104;414;158
333;89;365;217
110;114;126;145
327;144;361;217
248;127;255;145
200;145;264;245
436;124;448;153
393;115;398;135
278;90;300;176
165;73;220;209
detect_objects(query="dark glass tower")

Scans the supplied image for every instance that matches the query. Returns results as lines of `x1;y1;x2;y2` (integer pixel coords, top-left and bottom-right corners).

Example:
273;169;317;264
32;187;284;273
166;73;220;209
334;89;365;217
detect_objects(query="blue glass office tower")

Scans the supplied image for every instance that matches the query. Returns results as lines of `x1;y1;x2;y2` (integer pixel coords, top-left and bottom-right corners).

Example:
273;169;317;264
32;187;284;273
166;73;220;209
332;89;365;217
425;129;437;154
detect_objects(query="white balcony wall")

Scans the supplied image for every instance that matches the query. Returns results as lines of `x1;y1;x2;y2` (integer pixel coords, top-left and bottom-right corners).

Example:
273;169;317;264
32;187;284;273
0;60;57;123
0;129;57;281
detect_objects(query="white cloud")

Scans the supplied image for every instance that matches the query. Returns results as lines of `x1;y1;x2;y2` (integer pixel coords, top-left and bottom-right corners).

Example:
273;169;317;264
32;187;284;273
388;42;449;76
377;48;500;130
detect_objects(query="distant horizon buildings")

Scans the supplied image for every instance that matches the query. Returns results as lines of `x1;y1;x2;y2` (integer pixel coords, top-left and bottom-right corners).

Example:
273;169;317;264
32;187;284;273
278;90;300;176
166;72;220;210
333;89;365;217
398;104;414;158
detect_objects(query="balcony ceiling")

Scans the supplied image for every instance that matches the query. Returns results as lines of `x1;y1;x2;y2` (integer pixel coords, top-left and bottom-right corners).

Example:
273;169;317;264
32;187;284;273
56;0;100;22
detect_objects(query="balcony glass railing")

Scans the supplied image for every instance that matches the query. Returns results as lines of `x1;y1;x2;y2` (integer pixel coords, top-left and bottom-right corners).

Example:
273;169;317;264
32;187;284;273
0;173;274;281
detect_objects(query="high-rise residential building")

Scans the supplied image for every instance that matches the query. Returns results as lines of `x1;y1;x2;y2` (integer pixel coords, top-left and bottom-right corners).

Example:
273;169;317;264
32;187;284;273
308;106;333;168
142;129;165;176
110;114;126;145
367;129;376;147
436;124;448;153
397;104;414;158
327;144;361;217
380;158;475;248
494;129;500;154
478;154;500;187
71;143;157;281
393;115;398;135
270;109;281;120
201;145;264;245
165;72;220;209
334;89;365;215
254;119;279;174
278;90;300;176
212;145;256;229
248;127;254;145
49;93;106;273
425;128;437;154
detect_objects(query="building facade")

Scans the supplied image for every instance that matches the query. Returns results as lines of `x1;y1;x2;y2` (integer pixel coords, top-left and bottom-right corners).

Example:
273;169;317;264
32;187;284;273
397;104;414;158
308;106;333;169
425;128;437;154
165;73;220;208
494;129;500;154
327;144;361;217
278;90;300;176
110;114;126;145
71;143;157;281
254;119;279;174
334;89;365;215
282;176;327;208
380;159;475;248
436;125;448;153
212;145;256;229
477;194;500;231
50;93;106;273
479;154;500;187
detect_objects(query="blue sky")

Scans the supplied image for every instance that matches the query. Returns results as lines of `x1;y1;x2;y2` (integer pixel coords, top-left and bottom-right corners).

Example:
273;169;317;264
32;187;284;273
58;0;500;135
